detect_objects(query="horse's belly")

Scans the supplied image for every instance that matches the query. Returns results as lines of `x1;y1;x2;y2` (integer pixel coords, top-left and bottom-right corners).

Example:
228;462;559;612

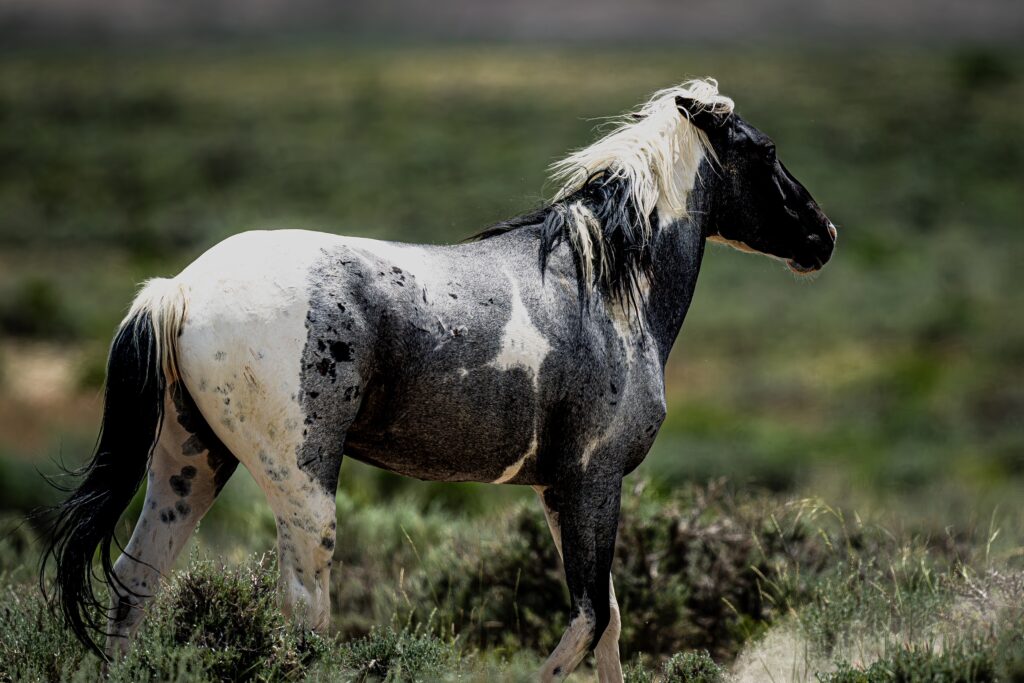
343;437;540;484
344;366;544;484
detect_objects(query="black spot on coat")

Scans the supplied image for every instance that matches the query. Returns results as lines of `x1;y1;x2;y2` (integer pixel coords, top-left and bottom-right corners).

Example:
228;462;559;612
169;473;192;497
330;341;352;362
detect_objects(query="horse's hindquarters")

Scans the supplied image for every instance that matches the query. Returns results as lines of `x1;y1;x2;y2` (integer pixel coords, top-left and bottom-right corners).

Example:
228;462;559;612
173;229;357;628
174;230;347;495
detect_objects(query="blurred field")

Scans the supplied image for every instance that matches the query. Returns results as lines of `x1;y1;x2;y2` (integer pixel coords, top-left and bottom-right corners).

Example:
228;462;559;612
0;45;1023;679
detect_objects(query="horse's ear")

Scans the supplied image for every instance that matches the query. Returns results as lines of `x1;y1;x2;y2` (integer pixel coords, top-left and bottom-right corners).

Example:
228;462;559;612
676;96;730;132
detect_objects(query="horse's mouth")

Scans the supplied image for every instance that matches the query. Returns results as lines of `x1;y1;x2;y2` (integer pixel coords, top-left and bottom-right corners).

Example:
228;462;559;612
786;259;820;275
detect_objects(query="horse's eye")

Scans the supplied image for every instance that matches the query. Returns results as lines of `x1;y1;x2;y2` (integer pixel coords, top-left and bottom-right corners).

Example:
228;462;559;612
764;144;776;162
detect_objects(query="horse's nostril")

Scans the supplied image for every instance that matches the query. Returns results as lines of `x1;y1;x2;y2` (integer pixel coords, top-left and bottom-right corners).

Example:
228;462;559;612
827;222;838;242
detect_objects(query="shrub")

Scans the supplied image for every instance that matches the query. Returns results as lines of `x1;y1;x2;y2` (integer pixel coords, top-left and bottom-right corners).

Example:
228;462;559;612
662;650;725;683
108;554;319;682
387;481;840;661
408;501;567;654
0;580;92;682
811;595;1024;683
336;625;457;681
613;482;832;660
818;643;997;683
623;654;655;683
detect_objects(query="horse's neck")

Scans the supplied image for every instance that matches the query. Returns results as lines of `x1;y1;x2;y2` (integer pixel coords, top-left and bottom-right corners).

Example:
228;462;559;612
642;185;711;367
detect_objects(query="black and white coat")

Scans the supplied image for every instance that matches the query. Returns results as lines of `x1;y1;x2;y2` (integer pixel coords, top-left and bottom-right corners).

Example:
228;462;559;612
45;79;837;682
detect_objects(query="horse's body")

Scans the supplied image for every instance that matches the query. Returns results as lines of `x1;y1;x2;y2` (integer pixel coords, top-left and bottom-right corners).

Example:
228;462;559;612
180;222;684;487
45;79;836;681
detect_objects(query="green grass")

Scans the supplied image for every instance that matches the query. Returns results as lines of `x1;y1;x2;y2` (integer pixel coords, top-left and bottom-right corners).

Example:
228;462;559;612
4;482;1024;681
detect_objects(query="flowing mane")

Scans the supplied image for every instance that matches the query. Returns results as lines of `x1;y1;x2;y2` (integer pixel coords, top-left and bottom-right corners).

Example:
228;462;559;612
477;78;734;307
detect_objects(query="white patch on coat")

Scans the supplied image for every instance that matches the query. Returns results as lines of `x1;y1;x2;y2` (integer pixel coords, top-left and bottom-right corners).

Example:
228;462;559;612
489;275;551;388
492;434;538;484
176;229;332;463
607;295;641;363
173;229;343;629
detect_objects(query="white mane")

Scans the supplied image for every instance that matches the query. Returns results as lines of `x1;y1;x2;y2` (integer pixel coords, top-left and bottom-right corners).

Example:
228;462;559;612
548;79;734;287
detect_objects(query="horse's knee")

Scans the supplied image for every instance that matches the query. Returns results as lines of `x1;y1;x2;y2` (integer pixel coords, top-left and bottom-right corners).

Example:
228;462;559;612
276;502;336;568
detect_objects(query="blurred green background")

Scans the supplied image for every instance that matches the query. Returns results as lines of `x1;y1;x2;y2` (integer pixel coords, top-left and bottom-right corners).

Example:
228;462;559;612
1;45;1020;522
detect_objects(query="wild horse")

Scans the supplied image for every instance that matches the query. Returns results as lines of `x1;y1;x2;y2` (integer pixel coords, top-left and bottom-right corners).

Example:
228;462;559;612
44;79;836;681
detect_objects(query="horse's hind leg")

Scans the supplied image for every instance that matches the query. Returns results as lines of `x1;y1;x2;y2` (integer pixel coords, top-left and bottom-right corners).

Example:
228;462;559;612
255;412;349;631
105;384;238;658
263;468;340;632
218;386;349;631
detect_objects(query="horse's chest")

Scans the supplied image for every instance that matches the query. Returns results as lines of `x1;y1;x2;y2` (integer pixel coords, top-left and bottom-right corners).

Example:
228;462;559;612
578;366;666;474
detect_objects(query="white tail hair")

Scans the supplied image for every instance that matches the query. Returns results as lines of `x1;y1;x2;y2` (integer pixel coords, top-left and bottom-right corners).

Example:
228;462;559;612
122;278;189;385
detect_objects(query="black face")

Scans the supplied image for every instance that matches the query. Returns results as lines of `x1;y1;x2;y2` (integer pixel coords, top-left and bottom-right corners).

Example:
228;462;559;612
677;97;837;274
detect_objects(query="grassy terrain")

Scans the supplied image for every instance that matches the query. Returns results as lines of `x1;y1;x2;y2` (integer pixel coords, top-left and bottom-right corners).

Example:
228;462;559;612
3;482;1023;681
0;45;1022;680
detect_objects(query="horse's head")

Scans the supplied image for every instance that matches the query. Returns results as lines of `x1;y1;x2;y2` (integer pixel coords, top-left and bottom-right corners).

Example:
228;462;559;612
677;97;837;274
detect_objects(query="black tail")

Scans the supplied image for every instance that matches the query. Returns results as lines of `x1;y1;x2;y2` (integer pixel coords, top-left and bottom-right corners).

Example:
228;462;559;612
41;310;166;657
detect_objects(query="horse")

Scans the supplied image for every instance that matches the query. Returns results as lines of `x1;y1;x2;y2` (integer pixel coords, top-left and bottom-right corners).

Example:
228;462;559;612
42;78;836;681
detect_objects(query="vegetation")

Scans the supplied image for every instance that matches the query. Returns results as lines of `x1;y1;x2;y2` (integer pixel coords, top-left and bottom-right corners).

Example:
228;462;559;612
0;45;1021;680
3;482;1023;681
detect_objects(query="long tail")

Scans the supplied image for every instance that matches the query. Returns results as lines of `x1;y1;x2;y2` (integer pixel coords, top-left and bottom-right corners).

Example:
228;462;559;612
40;278;188;657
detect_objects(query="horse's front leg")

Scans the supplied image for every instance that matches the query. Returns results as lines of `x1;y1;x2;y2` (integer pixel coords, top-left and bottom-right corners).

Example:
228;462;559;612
534;484;623;682
534;471;623;682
